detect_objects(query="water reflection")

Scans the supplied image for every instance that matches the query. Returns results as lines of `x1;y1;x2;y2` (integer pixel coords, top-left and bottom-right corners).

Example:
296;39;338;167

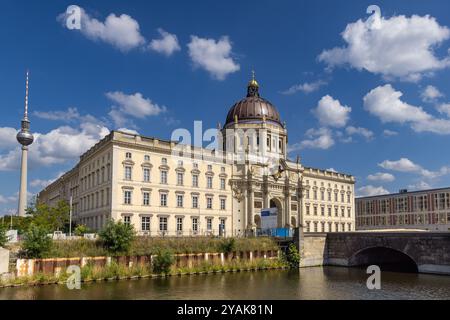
0;267;449;300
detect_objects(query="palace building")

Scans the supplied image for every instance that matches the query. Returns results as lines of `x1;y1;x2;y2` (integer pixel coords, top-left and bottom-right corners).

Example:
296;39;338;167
37;76;356;236
356;188;450;232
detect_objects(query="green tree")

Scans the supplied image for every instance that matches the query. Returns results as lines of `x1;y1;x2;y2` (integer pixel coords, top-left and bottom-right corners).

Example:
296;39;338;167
285;243;300;268
29;200;70;232
219;238;236;253
152;249;174;275
99;220;135;254
22;224;53;258
0;224;8;248
74;224;91;236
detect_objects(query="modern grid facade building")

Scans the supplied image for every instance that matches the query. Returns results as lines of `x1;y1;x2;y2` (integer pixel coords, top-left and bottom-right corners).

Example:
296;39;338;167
37;77;356;236
356;188;450;232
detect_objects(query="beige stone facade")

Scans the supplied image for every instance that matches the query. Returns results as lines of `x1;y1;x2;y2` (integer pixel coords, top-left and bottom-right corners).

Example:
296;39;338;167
356;188;450;232
37;78;355;236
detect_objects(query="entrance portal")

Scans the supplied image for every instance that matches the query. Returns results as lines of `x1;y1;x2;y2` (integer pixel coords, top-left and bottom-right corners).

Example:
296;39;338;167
270;199;282;228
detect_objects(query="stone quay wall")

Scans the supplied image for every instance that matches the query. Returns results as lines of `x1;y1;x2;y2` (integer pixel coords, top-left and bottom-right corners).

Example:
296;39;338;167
15;250;279;277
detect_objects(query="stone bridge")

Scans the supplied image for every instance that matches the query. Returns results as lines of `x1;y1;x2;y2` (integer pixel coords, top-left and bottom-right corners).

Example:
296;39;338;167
298;231;450;275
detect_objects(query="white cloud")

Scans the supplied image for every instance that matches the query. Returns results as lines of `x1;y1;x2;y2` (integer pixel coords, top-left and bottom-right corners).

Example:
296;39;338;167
34;107;80;122
364;84;450;134
0;194;18;204
288;127;335;151
383;129;398;137
281;80;326;95
59;7;145;51
106;91;166;128
0;124;110;171
187;35;240;80
117;128;139;135
377;157;450;179
148;28;180;56
421;85;444;103
436;103;450;117
327;168;337;173
319;13;450;81
367;172;395;182
357;185;390;197
313;95;351;128
407;181;432;191
345;126;374;140
30;172;64;189
0;127;18;150
379;158;423;173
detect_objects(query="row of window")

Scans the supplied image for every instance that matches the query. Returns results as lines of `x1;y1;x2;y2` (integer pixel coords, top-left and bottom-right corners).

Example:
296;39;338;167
123;190;227;210
305;221;352;233
356;212;450;227
80;188;110;212
81;164;111;192
358;192;450;215
124;166;227;190
304;188;352;204
305;204;352;218
123;215;227;234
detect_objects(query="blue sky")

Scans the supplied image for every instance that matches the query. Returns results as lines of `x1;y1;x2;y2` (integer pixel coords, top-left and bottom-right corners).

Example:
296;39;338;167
2;0;450;215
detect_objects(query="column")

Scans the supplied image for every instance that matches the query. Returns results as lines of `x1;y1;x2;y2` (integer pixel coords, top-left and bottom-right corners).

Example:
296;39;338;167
248;186;254;230
18;146;28;217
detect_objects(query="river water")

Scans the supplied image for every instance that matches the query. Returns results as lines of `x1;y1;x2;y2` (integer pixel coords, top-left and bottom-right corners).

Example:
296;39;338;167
0;267;449;300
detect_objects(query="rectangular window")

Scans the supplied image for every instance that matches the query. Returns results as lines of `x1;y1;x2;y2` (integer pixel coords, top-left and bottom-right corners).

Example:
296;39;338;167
160;194;167;207
321;191;324;201
192;218;199;233
306;206;310;215
305;189;310;199
328;191;331;201
334;207;338;217
207;197;213;209
313;190;317;200
313;207;317;216
220;198;226;210
124;191;132;205
207;218;212;231
177;217;183;232
143;168;150;182
177;195;184;207
124;166;132;180
220;178;226;190
159;217;168;231
192;175;199;187
328;207;331;216
321;207;325;216
207;176;213;189
143;192;150;206
192;196;199;208
177;173;184;186
341;208;345;217
141;216;150;231
348;208;351;218
123;216;131;225
341;193;344;203
219;219;226;235
160;171;168;184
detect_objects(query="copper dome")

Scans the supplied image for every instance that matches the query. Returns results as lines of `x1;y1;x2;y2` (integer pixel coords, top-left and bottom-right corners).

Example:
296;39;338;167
225;76;282;127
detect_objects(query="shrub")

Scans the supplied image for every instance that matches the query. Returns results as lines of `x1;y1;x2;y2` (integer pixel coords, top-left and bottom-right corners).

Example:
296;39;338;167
0;224;8;248
285;243;300;268
152;249;174;275
219;238;236;253
22;224;53;258
99;220;135;255
74;224;91;236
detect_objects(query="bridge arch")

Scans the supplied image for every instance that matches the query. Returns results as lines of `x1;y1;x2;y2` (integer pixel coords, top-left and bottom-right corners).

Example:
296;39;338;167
348;246;418;273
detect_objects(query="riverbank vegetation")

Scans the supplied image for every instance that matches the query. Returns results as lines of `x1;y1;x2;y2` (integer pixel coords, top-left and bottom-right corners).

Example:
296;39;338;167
0;256;287;288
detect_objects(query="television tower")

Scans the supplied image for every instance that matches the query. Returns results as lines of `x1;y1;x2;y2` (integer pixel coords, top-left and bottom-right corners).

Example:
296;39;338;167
16;71;34;217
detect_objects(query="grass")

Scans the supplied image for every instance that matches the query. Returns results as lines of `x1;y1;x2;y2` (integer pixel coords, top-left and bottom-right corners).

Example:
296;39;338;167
31;236;278;258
